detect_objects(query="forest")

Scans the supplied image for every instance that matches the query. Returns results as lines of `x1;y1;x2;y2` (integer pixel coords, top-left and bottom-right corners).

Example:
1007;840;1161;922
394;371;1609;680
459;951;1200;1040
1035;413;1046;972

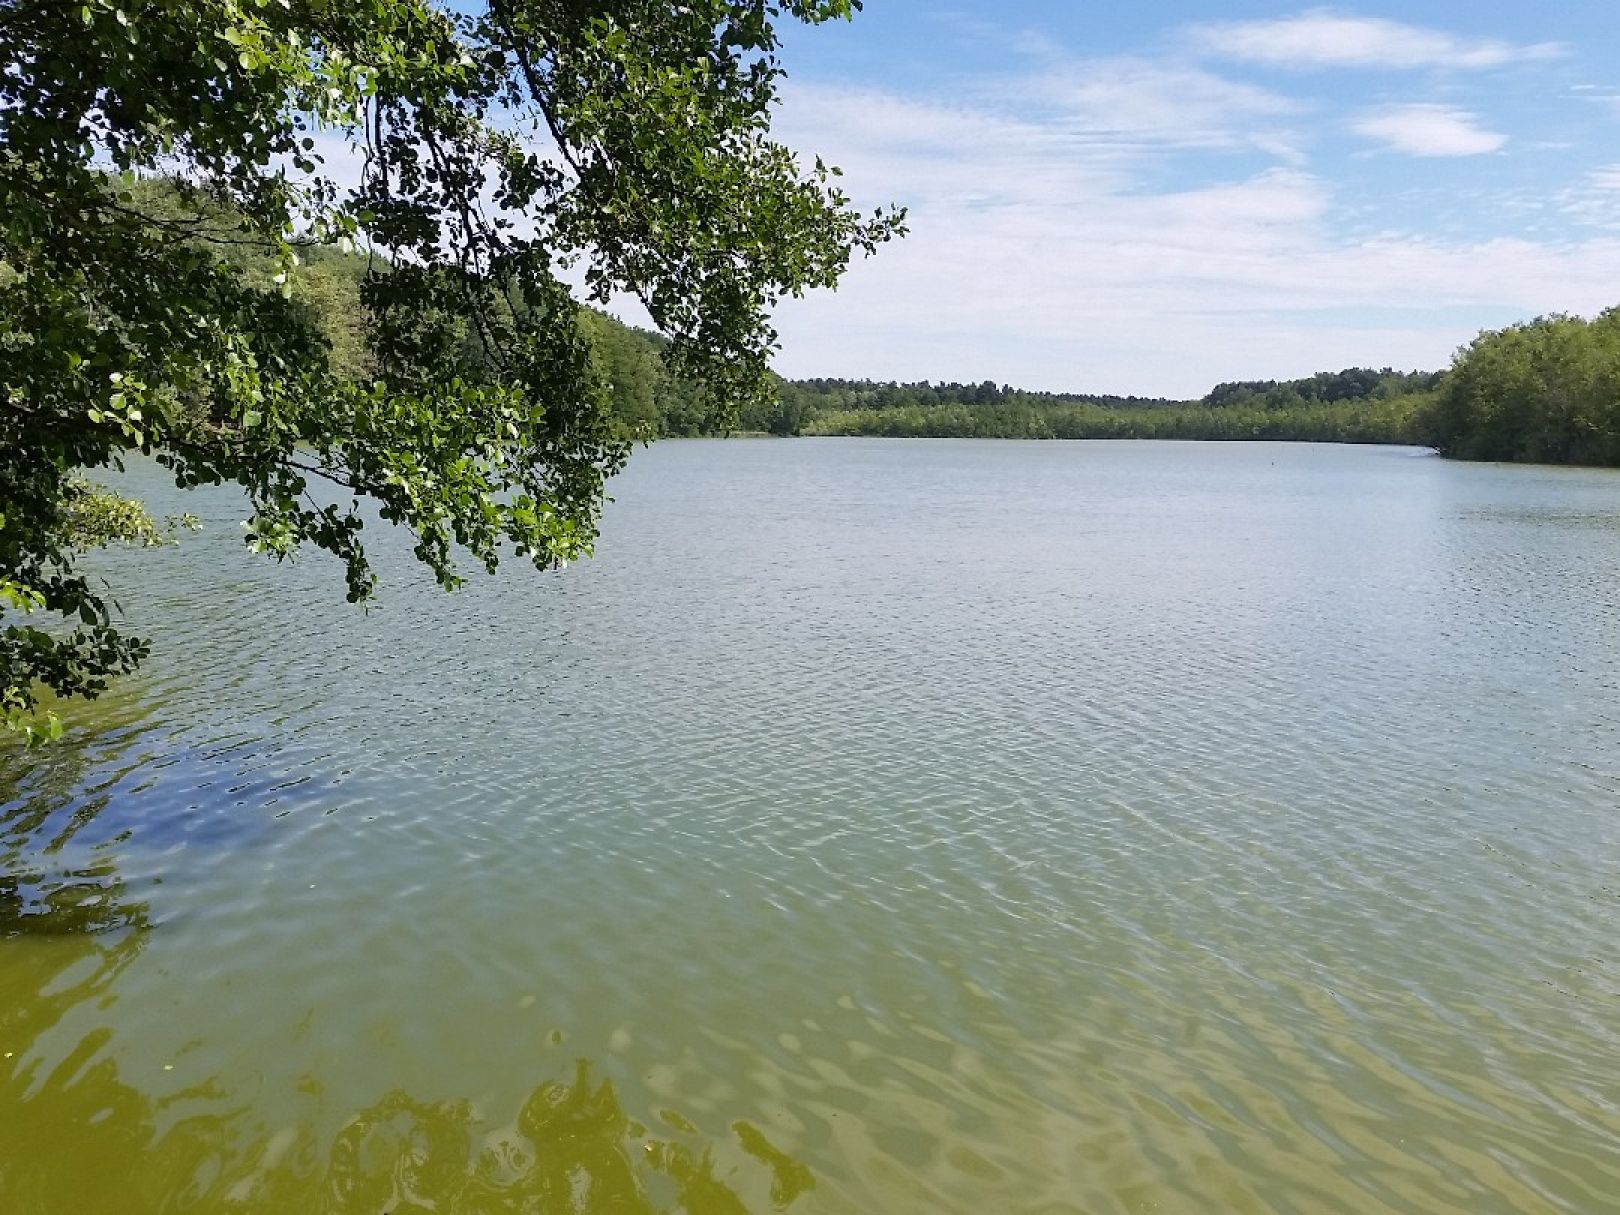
776;372;1437;444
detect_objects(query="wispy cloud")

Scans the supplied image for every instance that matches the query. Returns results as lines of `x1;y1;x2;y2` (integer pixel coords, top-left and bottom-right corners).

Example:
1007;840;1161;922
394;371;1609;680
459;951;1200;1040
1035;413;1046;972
1555;165;1620;231
1009;56;1303;153
1572;88;1620;119
1189;9;1563;71
1352;105;1506;157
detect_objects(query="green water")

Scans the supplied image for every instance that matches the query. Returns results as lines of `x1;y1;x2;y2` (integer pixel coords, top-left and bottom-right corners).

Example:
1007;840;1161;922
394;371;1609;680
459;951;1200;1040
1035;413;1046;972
3;440;1619;1213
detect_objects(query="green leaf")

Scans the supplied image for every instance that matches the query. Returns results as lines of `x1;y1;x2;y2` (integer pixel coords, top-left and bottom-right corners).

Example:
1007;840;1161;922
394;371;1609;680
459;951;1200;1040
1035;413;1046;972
0;0;900;736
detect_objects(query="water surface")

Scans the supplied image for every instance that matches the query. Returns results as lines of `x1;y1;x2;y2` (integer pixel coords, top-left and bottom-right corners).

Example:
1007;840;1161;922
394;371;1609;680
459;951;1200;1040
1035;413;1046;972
3;440;1619;1213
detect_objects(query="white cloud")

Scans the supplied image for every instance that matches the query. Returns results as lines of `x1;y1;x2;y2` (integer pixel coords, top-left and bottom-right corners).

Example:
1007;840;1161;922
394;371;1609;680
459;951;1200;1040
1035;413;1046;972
766;82;1620;396
1189;10;1563;71
1011;57;1304;153
1352;105;1506;157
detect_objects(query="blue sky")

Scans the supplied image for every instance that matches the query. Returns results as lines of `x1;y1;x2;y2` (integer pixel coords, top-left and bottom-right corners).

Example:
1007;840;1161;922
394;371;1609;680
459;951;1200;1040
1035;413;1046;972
752;3;1620;396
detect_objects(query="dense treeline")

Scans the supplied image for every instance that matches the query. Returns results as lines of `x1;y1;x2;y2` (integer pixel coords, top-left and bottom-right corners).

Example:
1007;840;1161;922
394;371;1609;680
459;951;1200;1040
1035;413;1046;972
797;394;1428;443
774;371;1432;443
783;378;1178;411
573;335;1441;445
1418;310;1620;466
1205;367;1441;409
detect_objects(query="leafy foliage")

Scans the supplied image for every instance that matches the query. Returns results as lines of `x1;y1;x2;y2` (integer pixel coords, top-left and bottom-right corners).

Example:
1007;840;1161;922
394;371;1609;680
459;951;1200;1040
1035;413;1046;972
0;0;903;736
1417;310;1620;466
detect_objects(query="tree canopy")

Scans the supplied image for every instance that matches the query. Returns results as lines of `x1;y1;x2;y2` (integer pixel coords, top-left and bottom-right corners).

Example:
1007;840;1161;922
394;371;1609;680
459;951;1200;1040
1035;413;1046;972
0;0;904;740
1417;310;1620;466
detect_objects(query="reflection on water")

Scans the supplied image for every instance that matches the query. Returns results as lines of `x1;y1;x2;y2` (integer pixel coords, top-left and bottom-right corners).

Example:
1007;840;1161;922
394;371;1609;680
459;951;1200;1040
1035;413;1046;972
1;924;809;1213
5;1037;807;1214
314;1062;811;1215
2;922;153;1212
4;441;1620;1213
1;690;162;940
0;806;811;1213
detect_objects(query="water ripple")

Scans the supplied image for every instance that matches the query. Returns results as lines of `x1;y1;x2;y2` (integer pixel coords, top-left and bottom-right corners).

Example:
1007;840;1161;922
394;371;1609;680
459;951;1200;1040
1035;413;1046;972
3;441;1620;1213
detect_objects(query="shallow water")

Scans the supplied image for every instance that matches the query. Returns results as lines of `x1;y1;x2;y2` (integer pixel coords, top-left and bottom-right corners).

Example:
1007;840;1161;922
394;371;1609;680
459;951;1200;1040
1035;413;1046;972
3;439;1619;1214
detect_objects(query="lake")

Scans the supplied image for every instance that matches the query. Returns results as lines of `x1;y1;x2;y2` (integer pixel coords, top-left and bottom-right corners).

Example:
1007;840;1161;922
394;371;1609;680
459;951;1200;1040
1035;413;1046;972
3;439;1619;1213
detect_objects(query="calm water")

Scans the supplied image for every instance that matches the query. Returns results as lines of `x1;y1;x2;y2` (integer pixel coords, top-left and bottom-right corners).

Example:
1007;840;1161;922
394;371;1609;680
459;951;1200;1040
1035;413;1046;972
3;440;1620;1214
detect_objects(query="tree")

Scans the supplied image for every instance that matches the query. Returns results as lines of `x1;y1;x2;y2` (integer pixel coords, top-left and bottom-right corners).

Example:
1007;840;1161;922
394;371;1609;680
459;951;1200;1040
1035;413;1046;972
1418;310;1620;466
0;0;904;740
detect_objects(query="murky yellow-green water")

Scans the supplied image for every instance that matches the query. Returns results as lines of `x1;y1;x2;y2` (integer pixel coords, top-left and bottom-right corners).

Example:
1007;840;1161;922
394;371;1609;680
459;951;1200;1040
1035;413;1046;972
3;440;1619;1213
